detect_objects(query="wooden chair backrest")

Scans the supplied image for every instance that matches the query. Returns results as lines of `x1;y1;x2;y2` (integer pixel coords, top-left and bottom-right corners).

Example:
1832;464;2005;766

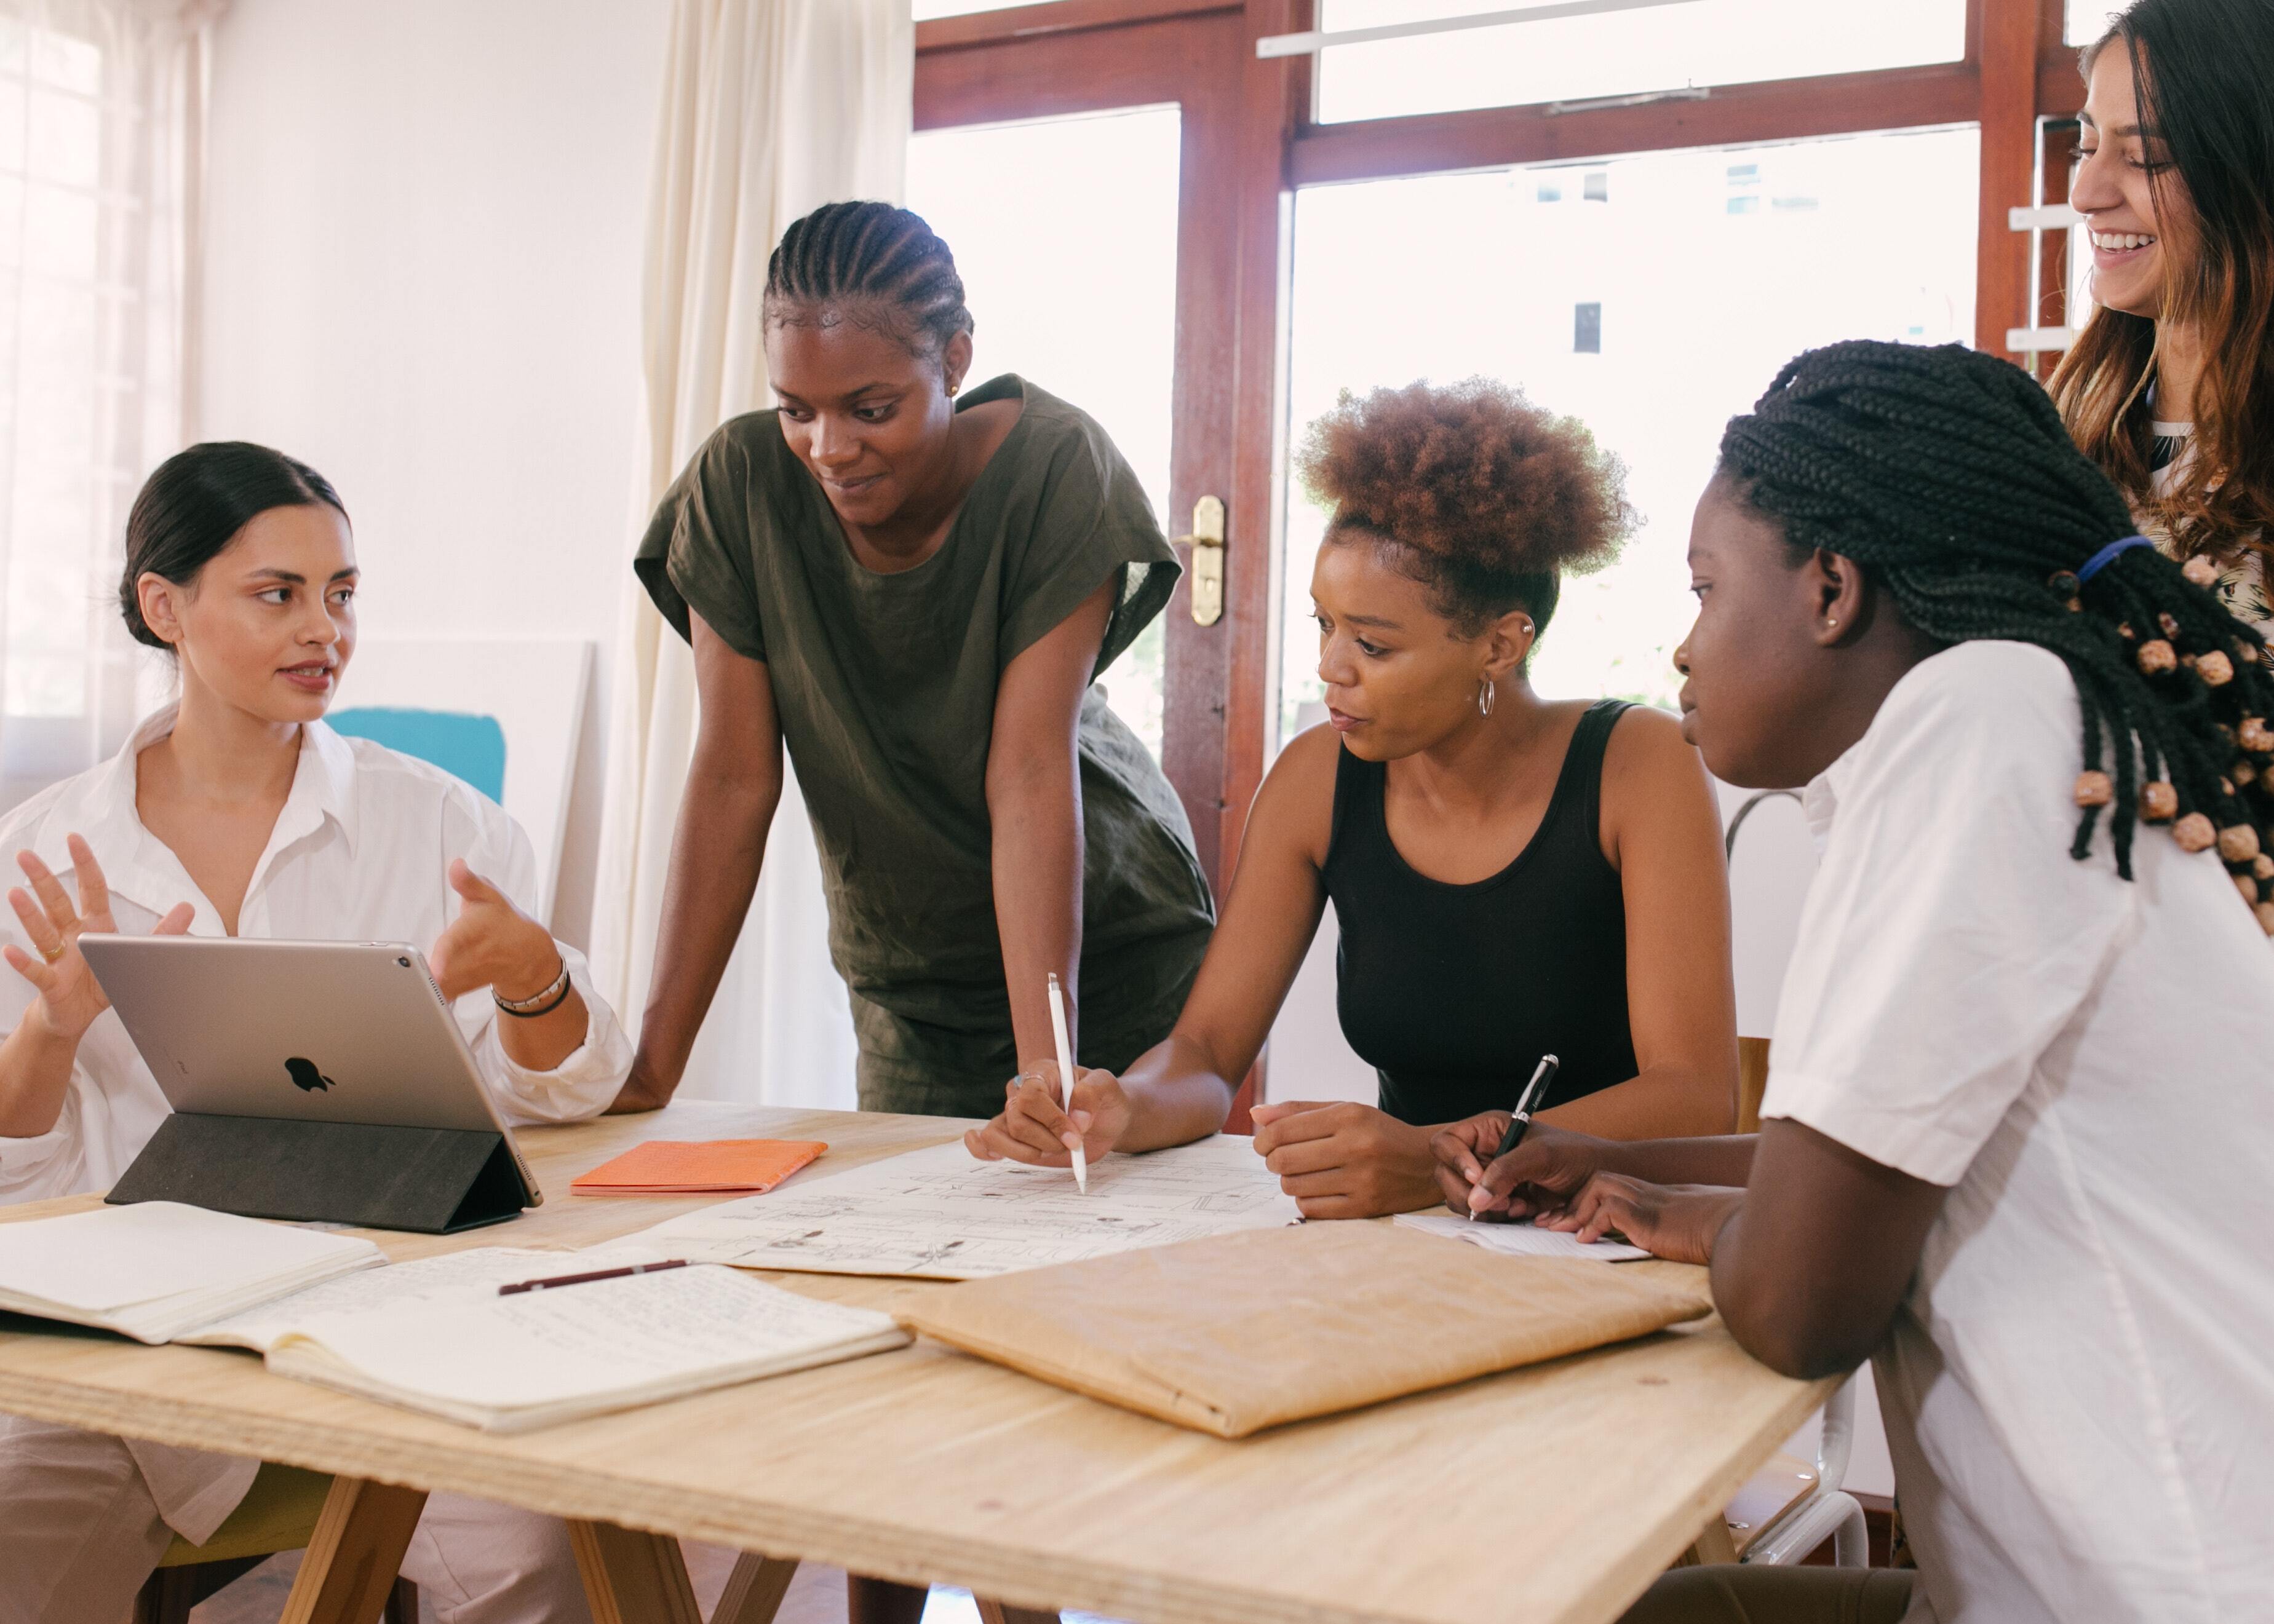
1736;1037;1771;1135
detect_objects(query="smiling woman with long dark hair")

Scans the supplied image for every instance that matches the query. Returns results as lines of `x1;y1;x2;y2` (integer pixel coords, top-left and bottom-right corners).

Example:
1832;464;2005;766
2053;0;2274;643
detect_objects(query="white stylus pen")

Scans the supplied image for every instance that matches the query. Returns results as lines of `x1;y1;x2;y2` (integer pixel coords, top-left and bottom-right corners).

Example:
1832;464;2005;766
1047;972;1087;1195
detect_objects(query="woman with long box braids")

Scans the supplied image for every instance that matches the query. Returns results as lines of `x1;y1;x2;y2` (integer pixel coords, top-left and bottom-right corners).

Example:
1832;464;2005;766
1442;339;2274;1624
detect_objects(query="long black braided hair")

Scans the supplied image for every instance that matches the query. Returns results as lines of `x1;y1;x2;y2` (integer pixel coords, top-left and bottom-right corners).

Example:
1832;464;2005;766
1721;340;2274;928
763;200;974;358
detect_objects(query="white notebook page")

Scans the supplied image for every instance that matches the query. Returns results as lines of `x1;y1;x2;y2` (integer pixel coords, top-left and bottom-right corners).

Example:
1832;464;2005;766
269;1264;905;1410
0;1202;379;1311
1394;1210;1650;1262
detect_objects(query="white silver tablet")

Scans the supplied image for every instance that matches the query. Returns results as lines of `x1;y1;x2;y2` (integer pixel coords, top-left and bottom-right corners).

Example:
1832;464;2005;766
78;935;543;1204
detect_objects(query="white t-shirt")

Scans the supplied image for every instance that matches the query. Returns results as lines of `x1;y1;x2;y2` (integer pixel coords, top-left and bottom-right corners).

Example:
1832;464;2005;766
1761;641;2274;1624
0;706;633;1203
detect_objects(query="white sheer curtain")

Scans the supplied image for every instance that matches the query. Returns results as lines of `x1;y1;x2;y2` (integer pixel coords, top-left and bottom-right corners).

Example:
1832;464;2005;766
0;0;218;810
590;0;910;1107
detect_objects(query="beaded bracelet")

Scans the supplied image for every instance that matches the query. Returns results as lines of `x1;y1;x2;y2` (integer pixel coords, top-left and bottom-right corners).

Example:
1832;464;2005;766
494;957;571;1019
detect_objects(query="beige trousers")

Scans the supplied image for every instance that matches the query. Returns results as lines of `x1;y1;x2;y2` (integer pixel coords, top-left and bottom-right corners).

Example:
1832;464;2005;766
0;1414;595;1624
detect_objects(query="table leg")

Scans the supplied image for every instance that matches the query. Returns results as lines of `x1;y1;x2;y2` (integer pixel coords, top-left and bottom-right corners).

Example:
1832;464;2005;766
278;1475;430;1624
714;1553;801;1624
1681;1518;1739;1566
974;1601;1061;1624
567;1519;704;1624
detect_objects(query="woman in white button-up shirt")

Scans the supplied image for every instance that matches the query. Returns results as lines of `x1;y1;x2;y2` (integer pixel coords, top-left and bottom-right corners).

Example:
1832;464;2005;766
0;443;627;1623
0;715;628;1197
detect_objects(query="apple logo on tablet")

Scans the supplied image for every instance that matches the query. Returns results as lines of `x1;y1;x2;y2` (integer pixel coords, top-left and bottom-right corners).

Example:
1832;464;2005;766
285;1058;336;1093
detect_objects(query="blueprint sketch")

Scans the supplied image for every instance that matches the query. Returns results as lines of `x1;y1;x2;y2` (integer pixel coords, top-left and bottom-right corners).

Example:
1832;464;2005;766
624;1136;1303;1280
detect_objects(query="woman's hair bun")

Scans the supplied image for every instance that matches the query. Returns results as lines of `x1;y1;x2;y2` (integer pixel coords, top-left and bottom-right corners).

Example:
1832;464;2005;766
120;443;347;650
1297;377;1632;630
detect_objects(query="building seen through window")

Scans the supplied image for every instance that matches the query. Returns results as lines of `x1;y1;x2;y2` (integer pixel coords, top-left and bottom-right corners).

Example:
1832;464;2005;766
1278;127;1979;737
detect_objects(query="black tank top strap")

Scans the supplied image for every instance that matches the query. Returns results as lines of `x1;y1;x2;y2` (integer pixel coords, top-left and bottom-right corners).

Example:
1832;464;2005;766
1567;698;1633;865
1326;740;1385;869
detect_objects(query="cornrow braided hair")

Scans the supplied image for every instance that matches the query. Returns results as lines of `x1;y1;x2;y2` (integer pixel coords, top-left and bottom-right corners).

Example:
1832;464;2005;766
764;200;974;357
1722;339;2274;930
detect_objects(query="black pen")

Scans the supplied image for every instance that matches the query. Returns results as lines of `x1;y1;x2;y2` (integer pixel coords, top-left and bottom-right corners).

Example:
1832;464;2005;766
498;1259;688;1296
1471;1055;1560;1219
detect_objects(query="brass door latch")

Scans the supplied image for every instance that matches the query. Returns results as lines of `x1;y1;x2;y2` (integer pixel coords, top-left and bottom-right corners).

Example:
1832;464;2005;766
1176;495;1226;627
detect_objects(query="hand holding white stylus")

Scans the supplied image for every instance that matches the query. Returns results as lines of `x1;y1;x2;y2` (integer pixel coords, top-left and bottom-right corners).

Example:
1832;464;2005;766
1047;972;1087;1195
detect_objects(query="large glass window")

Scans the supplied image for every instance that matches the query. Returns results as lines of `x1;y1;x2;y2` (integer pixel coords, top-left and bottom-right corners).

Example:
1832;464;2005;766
905;106;1180;759
2067;0;2120;44
0;10;185;810
1278;126;1980;740
1;22;106;724
1313;0;1968;125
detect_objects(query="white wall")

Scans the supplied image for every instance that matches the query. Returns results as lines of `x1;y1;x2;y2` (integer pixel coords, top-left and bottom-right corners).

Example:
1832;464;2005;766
198;0;673;945
1262;897;1378;1106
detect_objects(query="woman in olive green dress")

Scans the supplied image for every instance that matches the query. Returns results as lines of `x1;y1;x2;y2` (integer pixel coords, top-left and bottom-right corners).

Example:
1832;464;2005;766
619;200;1214;1143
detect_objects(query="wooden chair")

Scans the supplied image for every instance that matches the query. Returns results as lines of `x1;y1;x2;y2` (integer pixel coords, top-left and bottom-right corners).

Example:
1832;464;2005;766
130;1462;418;1624
1737;1035;1771;1134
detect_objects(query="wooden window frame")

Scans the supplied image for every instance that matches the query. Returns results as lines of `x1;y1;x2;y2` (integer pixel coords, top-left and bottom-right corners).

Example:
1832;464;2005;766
915;0;2083;884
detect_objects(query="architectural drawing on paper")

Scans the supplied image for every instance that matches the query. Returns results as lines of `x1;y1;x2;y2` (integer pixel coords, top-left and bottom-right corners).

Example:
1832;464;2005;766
626;1136;1302;1280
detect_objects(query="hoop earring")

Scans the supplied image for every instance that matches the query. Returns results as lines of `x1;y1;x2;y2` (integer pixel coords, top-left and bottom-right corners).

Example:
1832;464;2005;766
1477;678;1495;717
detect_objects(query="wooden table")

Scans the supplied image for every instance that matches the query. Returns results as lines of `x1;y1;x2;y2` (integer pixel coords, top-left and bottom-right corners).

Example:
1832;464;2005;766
0;1103;1829;1624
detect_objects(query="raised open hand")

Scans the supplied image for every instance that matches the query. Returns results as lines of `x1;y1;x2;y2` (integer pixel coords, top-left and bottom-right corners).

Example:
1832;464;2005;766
3;836;193;1039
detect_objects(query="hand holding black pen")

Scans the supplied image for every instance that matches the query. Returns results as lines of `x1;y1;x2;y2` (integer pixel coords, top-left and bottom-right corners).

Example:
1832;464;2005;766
1471;1054;1559;1220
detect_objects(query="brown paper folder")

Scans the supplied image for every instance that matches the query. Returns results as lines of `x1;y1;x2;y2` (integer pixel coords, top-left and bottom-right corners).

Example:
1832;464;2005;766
897;1221;1711;1437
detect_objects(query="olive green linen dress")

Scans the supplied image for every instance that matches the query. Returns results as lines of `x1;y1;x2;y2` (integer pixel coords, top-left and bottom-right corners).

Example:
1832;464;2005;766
635;374;1216;1115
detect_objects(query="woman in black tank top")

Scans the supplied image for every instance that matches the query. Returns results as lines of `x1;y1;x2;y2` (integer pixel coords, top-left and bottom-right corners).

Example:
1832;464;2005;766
1327;697;1639;1125
966;379;1738;1218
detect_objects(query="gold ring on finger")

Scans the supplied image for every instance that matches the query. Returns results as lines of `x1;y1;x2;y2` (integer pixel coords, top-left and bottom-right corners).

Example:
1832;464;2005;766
40;944;65;963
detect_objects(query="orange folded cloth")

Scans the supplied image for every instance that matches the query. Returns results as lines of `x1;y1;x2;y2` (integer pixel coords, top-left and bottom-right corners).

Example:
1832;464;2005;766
570;1139;827;1195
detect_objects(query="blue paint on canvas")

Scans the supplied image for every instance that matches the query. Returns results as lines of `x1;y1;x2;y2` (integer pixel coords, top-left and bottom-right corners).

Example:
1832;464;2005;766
327;708;507;802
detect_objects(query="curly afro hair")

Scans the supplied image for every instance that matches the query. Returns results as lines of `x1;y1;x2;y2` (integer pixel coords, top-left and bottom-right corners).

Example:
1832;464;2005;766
1297;376;1634;635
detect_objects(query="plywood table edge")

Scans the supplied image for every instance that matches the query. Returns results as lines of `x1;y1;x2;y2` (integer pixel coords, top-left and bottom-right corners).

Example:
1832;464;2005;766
0;1359;1336;1624
0;1353;1839;1624
1561;1366;1841;1624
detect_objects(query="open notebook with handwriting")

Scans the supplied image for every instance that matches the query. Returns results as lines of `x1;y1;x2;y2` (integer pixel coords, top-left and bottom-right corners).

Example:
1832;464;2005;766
262;1262;908;1432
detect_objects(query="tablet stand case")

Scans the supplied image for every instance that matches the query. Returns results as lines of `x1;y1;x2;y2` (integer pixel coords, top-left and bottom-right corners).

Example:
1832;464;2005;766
106;1113;530;1234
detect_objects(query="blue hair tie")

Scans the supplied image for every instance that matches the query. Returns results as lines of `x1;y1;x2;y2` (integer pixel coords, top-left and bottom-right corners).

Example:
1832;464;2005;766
2075;534;2157;584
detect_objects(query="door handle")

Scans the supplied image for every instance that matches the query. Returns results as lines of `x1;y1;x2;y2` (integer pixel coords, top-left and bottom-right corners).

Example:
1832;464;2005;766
1175;496;1226;627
